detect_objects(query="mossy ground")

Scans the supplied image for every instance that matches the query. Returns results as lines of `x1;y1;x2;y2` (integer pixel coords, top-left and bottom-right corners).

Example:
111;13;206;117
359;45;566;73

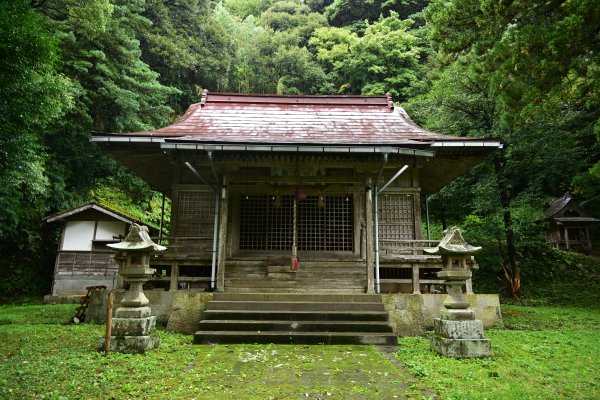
1;303;598;399
0;304;422;399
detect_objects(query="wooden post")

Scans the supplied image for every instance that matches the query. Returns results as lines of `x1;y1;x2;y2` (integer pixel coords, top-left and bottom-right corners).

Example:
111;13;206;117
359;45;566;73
216;179;229;291
564;226;570;250
104;292;114;356
412;265;421;294
365;179;375;293
169;262;179;291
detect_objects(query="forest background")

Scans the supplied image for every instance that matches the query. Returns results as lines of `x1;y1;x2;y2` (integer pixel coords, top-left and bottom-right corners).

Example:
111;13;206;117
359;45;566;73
1;0;598;301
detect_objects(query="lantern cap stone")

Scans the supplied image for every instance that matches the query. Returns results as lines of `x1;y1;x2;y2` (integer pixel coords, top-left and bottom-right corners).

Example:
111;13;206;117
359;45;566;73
424;226;482;255
107;223;166;252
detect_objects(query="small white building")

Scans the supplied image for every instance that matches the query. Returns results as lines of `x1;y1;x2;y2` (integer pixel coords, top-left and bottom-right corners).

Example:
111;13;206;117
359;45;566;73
45;202;147;297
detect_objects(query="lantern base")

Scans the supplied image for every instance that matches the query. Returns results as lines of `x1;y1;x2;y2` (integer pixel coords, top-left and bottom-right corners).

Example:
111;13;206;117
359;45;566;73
99;307;160;354
430;318;491;358
99;333;160;354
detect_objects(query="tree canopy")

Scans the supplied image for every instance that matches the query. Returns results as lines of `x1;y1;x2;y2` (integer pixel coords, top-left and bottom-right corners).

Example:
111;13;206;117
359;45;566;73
0;0;598;299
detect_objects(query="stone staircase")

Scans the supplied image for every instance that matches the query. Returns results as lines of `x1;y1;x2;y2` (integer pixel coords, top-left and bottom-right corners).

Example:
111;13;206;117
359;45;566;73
193;293;397;346
224;259;367;293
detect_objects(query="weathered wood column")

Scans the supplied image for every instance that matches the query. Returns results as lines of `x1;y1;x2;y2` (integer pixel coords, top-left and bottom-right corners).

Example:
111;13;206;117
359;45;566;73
365;178;375;293
216;178;229;292
412;265;421;294
169;262;179;291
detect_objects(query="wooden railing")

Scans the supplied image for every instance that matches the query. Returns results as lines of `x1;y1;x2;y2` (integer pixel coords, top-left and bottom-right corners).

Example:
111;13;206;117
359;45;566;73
151;236;214;258
379;239;440;255
378;239;476;294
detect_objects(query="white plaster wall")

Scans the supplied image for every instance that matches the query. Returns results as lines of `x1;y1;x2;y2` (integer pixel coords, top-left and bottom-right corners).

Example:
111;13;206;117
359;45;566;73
62;221;95;250
96;221;126;240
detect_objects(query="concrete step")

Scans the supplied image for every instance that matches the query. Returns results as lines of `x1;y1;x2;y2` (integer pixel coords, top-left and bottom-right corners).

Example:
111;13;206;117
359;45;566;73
225;287;366;293
212;293;382;302
198;320;394;333
224;279;366;287
202;310;390;322
194;331;397;345
194;292;396;346
206;301;385;312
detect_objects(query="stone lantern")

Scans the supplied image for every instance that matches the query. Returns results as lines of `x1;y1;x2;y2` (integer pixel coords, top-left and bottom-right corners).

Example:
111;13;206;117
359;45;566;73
101;224;166;354
425;227;491;358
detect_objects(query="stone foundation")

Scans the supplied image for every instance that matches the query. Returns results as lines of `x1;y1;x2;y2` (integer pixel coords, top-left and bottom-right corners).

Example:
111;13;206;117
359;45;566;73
382;293;503;336
87;291;501;336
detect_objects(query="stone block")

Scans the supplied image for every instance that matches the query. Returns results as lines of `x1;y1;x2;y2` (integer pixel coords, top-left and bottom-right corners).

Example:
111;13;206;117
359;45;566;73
115;306;151;318
420;294;503;328
85;289;173;325
111;316;156;336
430;335;491;358
99;334;160;354
433;318;484;340
381;294;425;336
440;308;475;321
166;292;213;334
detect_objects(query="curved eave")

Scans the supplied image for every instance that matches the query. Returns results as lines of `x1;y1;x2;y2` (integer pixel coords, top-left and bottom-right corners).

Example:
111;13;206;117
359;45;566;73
91;135;502;196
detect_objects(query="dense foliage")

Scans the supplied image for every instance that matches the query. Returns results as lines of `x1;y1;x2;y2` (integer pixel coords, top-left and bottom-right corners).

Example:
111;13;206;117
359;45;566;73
1;0;598;300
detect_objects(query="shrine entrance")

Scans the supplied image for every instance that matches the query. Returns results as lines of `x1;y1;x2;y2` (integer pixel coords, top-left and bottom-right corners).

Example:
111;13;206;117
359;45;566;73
238;194;354;253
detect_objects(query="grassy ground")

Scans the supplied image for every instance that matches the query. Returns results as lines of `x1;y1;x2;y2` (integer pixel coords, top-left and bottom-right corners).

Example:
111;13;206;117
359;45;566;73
0;304;425;399
396;305;600;400
1;303;598;399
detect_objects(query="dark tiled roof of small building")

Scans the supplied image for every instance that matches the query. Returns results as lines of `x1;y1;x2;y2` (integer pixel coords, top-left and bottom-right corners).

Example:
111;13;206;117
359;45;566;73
120;92;480;145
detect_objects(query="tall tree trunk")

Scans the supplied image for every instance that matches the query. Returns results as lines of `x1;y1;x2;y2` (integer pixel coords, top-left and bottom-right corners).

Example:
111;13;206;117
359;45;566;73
492;151;521;298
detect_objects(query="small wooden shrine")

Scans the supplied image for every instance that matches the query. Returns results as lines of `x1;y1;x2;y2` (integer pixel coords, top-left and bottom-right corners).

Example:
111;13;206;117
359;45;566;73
92;91;501;294
543;193;599;254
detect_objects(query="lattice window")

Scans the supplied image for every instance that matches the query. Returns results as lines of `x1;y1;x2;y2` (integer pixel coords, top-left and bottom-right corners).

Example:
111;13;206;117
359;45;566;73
324;196;353;251
239;195;294;251
266;196;294;250
239;195;353;252
378;194;414;240
176;191;215;249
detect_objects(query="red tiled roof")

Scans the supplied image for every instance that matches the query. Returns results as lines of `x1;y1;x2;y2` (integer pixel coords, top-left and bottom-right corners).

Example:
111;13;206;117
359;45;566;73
124;92;472;146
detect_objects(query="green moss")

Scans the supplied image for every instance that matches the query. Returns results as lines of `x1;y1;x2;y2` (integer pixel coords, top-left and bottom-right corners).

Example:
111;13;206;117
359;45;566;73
396;305;600;400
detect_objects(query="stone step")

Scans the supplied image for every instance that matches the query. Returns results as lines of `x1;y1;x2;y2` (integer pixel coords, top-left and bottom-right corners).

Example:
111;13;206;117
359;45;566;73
224;279;366;287
225;287;366;293
194;292;396;346
198;320;394;333
226;269;366;276
212;293;382;302
202;310;390;322
193;331;397;345
206;301;385;312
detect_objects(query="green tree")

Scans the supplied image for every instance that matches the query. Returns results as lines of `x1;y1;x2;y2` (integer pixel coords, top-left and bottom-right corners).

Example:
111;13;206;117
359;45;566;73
0;0;74;297
310;12;424;98
141;0;235;110
408;0;600;297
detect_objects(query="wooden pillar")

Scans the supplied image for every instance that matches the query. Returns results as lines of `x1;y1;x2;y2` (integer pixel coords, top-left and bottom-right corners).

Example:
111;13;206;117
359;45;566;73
169;262;179;291
365;179;375;293
412;264;421;294
564;226;570;250
216;180;229;292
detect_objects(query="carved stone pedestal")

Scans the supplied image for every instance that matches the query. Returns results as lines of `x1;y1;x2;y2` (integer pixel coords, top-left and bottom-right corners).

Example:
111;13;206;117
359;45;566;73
430;318;491;358
99;306;160;354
